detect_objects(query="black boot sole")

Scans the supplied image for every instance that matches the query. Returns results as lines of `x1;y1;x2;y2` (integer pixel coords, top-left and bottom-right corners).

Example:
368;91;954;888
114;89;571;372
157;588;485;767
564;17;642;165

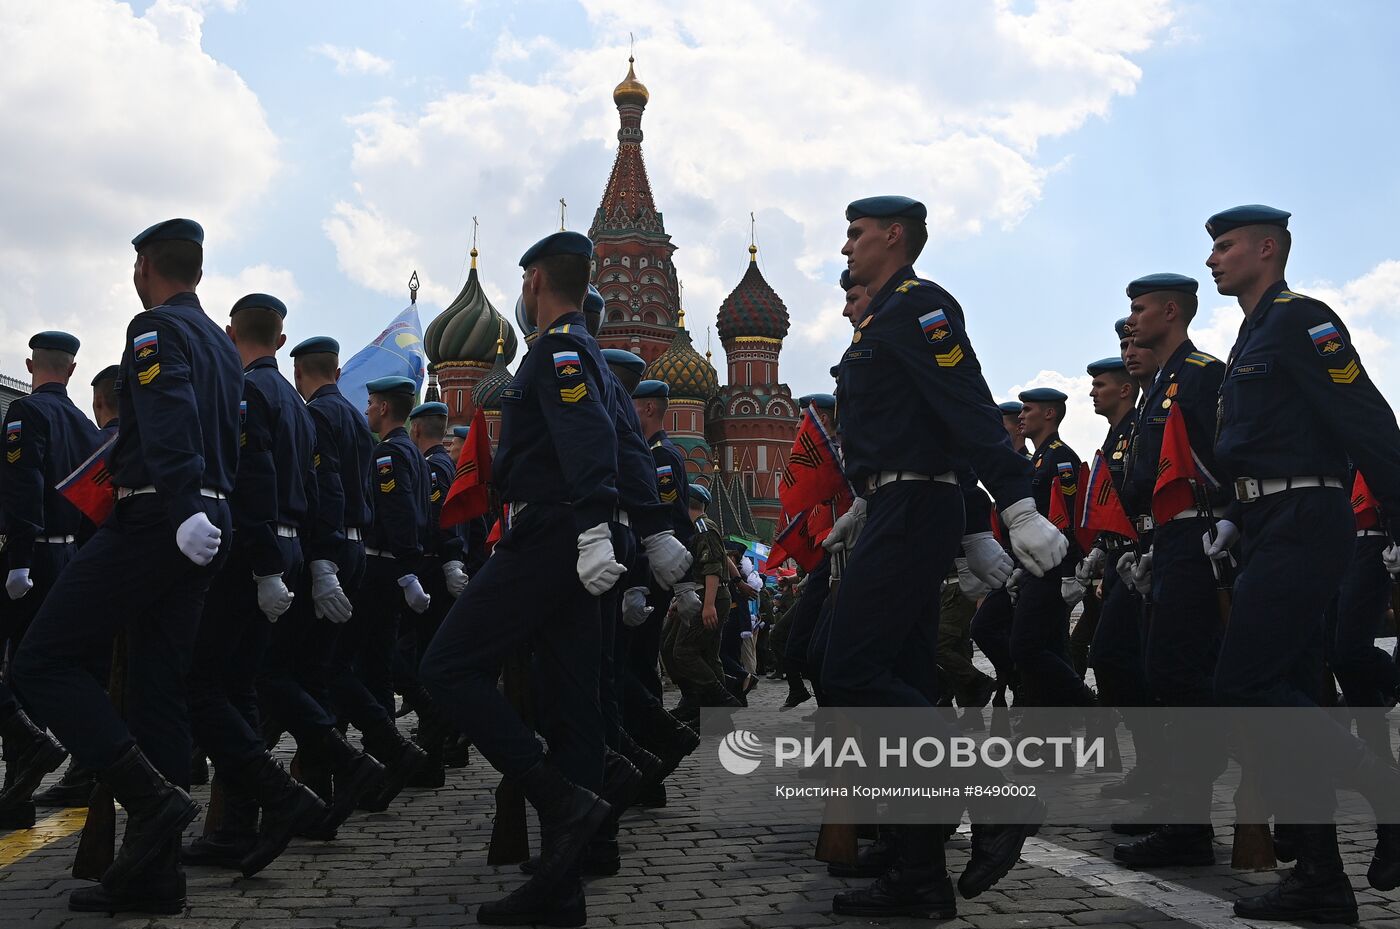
476;900;587;927
239;789;326;877
1369;859;1400;892
957;822;1041;900
69;887;185;915
181;835;254;869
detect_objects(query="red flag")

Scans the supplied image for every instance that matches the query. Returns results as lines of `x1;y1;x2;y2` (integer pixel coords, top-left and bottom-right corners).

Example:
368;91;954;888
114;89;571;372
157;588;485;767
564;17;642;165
57;434;117;526
990;506;1006;546
441;408;492;527
1048;469;1073;530
1077;450;1137;550
1151;403;1219;523
484;517;501;554
807;502;837;547
1353;471;1381;531
766;509;824;573
778;407;849;517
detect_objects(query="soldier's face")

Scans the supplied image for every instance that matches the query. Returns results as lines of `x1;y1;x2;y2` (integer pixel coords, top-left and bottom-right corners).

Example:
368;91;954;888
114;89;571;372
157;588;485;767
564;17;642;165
842;286;871;326
841;219;885;287
366;396;384;433
1126;294;1170;350
1207;230;1255;297
1002;414;1022;443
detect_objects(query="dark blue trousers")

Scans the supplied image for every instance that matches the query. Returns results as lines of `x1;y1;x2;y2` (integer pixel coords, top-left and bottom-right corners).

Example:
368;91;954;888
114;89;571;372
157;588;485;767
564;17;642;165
292;542;364;721
1145;519;1222;707
1330;534;1397;708
1089;568;1148;707
970;587;1014;683
330;554;398;731
0;540;80;733
421;504;602;791
258;543;344;743
13;496;230;787
1010;566;1078;705
784;555;832;677
600;523;634;748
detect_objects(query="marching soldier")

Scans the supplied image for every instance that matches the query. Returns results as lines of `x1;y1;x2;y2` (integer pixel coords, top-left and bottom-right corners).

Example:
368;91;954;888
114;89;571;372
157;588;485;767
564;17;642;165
825;195;1062;918
13;218;242;914
91;363;121;438
1201;205;1400;922
0;332;103;824
968;401;1028;700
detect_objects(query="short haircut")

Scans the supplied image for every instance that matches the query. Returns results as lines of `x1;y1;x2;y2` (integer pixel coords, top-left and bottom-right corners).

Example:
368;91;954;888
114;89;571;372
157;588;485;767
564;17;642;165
412;413;447;442
30;348;73;374
1167;290;1200;324
294;352;338;380
1101;370;1137;393
372;391;414;421
876;215;929;262
610;367;642;394
231;307;283;346
141;239;202;286
638;395;669;414
1049;400;1067;423
531;254;590;306
1252;224;1292;266
93;373;118;411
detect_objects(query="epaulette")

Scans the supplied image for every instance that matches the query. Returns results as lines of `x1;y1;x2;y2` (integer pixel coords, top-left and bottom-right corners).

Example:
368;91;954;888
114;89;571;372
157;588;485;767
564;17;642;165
1184;351;1220;368
650;440;662;449
1048;440;1064;450
894;278;923;295
1272;290;1307;304
545;323;576;335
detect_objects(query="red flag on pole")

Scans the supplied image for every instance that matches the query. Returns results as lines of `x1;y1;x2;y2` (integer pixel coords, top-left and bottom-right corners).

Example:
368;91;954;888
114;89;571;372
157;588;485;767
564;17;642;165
57;434;117;526
1077;450;1137;550
1151;403;1219;524
1352;471;1381;530
766;508;824;573
778;407;849;517
441;407;492;528
1048;467;1073;530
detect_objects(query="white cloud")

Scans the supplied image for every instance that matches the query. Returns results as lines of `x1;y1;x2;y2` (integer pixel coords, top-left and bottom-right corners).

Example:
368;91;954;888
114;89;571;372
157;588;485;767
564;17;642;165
314;43;393;76
998;369;1102;463
199;264;304;322
0;0;278;375
322;0;1175;395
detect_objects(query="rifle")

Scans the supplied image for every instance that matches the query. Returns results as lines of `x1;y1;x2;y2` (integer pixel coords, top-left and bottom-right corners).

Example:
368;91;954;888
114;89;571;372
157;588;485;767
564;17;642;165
1197;485;1274;870
487;645;532;865
813;548;859;868
72;630;126;880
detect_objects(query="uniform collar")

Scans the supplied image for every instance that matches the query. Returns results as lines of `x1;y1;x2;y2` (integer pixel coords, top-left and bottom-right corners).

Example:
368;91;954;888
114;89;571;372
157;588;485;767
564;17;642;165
543;310;586;332
383;425;409;441
1247;279;1290;327
103;418;119;430
33;382;68;397
1113;408;1136;433
427;443;447;458
1034;431;1060;452
866;264;918;318
648;429;668;445
310;383;342;401
1159;338;1198;378
245;355;278;373
164;292;201;309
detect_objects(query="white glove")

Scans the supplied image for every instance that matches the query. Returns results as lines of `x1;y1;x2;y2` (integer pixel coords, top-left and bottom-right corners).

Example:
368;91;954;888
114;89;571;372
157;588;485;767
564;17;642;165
255;574;295;622
1115;551;1137;589
5;568;32;600
621;586;653;627
577;524;626;596
398;574;431;613
1007;568;1026;605
1131;549;1154;596
961;531;1012;589
443;560;469;598
176;511;222;566
822;496;868;554
1384;542;1400;577
671;581;702;622
1075;547;1106;585
955;557;990;602
1060;576;1087;606
1202;519;1240;561
309;559;352;624
1000;497;1067;577
642;530;693;589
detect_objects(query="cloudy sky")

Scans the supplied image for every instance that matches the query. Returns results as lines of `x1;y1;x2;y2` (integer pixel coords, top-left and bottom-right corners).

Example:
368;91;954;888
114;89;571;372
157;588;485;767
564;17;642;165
4;0;1398;456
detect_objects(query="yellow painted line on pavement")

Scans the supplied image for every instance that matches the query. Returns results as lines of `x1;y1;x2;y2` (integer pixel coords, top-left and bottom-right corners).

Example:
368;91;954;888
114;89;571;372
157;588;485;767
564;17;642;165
0;808;89;870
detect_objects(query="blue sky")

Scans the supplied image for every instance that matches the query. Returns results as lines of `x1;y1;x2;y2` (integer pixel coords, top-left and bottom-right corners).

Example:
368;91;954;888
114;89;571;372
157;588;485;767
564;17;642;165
3;0;1397;455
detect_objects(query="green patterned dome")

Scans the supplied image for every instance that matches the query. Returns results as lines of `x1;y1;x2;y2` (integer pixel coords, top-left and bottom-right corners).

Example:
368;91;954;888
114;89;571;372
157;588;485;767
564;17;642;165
645;311;719;401
425;251;518;366
472;334;514;411
716;245;789;343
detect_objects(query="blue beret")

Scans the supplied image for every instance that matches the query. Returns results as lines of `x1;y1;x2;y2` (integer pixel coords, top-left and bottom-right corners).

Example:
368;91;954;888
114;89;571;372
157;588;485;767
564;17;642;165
602;348;646;374
1205;204;1291;239
1126;273;1198;300
839;269;852;290
829;364;840;379
451;425;469;438
519;230;593;267
132;218;203;250
688;483;711;506
514;294;535;337
1018;387;1068;404
410;401;449;418
230;293;287;319
365;375;416;397
290;336;339;357
846;196;927;222
632;379;669;400
29;331;80;355
1114;317;1130;339
1087;357;1127;377
583;284;605;316
91;364;119;386
799;393;836;411
998;401;1023;416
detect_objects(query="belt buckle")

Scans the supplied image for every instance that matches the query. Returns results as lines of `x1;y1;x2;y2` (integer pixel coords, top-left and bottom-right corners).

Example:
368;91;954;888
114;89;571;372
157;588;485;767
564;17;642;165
1234;477;1261;503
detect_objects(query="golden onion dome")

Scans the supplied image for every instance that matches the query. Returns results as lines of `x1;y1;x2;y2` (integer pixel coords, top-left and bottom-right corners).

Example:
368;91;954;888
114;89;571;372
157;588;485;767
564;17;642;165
613;56;649;108
645;309;719;402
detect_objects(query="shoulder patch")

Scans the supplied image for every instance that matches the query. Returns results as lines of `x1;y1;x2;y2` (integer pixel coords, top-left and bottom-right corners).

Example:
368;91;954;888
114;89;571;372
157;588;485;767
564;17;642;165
376;454;393;476
133;330;159;359
934;345;964;367
919;309;952;343
1328;360;1360;385
5;420;20;463
553;351;582;378
559;383;588;403
1308;321;1345;357
137;363;160;386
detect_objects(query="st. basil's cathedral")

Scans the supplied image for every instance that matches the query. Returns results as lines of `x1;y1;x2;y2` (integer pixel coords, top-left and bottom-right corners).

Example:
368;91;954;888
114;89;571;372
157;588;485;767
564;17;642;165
423;57;799;542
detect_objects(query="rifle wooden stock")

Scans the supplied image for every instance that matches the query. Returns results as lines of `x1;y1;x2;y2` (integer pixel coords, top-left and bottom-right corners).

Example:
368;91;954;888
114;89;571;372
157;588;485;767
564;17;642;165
487;647;532;865
72;630;127;881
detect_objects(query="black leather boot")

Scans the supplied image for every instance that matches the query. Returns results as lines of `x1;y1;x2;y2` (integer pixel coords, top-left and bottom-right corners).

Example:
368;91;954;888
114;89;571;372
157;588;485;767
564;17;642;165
833;825;957;919
70;835;185;915
620;728;669;809
1368;823;1400;891
477;871;587;926
237;754;326;877
1274;822;1299;863
443;734;471;768
1113;824;1215;868
99;745;200;889
33;760;96;808
0;708;67;811
1234;823;1357;923
520;819;622;878
405;687;448;789
518;757;610;886
359;718;427;812
181;776;257;868
828;825;897;878
304;727;385;840
959;796;1045;899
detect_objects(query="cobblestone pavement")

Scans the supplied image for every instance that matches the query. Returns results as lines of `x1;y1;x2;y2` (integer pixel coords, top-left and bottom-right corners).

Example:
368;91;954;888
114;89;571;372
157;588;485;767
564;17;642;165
3;654;1399;928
